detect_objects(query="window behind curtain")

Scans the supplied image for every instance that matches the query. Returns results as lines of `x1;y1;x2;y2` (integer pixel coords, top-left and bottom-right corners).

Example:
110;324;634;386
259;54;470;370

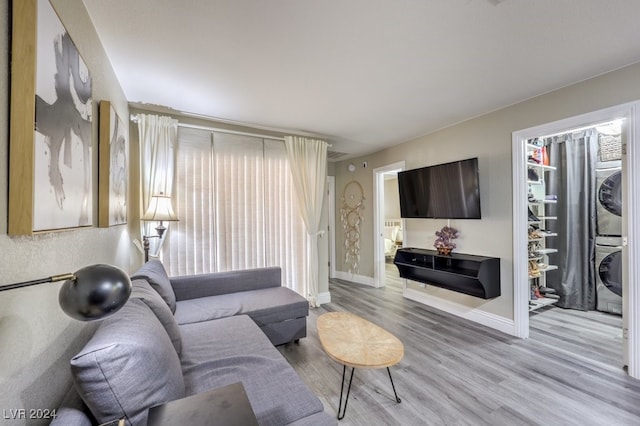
162;127;309;295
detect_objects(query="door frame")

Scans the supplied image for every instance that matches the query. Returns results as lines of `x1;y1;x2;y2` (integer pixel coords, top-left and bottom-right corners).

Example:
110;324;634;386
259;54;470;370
373;161;406;288
511;101;640;379
327;176;336;280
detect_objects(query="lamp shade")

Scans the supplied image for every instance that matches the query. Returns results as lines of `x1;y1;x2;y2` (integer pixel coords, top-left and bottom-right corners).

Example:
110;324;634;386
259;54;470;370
142;193;178;222
58;264;132;321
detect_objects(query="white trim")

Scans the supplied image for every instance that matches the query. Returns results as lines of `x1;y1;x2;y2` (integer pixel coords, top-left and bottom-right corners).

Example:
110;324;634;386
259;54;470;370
404;288;516;336
327;176;336;279
626;103;640;378
512;101;640;379
317;291;331;305
512;129;530;339
334;271;376;287
373;161;406;288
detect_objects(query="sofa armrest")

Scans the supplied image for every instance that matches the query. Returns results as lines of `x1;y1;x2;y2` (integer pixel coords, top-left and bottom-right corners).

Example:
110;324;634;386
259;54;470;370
170;267;282;301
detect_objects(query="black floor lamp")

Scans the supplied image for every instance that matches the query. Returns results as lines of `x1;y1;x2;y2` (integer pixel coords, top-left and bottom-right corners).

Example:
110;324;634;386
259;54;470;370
0;264;132;321
142;192;179;262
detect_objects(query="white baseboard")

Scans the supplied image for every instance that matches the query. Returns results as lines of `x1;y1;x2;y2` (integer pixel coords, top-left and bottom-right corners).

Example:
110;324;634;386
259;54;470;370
317;291;331;305
334;271;376;287
403;288;517;336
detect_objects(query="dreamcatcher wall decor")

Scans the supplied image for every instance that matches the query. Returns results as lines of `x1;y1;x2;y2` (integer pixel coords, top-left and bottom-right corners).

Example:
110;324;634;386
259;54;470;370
340;180;365;274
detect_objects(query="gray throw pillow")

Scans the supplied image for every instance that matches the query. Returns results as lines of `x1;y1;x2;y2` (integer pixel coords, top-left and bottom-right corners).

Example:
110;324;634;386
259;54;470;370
130;278;182;355
131;260;177;313
71;299;185;425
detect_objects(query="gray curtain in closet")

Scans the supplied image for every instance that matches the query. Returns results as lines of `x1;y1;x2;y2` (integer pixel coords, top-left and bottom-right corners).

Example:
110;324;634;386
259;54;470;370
545;131;597;310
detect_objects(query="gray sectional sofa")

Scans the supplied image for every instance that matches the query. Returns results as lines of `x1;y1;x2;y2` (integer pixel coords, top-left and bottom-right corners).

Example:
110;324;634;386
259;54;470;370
52;261;336;425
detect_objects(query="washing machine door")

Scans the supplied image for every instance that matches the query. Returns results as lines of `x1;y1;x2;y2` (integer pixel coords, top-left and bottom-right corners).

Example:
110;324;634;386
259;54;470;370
598;170;622;216
596;169;622;236
598;250;622;297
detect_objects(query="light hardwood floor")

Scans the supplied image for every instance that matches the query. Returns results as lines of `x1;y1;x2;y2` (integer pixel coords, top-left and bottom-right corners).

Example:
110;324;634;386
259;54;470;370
278;264;640;425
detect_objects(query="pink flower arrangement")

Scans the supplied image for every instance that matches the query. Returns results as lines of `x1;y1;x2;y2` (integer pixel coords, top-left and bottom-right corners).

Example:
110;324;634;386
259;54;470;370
434;226;459;250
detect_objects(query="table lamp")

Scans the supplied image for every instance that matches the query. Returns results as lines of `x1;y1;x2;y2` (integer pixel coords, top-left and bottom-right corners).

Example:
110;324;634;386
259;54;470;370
142;192;179;262
0;264;132;321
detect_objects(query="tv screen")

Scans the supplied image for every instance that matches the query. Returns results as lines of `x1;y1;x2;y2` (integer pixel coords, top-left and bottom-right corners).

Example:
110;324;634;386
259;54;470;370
398;157;481;219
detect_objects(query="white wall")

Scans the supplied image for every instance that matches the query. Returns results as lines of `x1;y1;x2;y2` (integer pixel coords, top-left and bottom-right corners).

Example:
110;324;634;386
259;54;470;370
334;60;640;321
0;1;135;423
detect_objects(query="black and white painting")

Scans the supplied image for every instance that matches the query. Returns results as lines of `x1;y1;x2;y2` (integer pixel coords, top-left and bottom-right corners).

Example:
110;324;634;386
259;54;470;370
107;104;128;225
33;0;93;231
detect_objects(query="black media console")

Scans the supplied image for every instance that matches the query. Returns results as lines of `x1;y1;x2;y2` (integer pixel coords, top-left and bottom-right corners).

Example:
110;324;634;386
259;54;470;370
393;248;500;299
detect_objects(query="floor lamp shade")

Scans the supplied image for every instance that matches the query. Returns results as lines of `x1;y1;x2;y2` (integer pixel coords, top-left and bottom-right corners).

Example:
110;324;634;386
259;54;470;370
142;193;178;222
142;193;179;262
58;264;132;321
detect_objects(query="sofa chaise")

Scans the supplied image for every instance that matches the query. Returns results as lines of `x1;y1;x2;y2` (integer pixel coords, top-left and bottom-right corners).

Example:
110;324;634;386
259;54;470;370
52;261;336;425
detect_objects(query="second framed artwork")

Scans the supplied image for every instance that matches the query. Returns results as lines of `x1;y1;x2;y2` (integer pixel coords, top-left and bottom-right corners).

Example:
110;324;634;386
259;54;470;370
99;101;129;227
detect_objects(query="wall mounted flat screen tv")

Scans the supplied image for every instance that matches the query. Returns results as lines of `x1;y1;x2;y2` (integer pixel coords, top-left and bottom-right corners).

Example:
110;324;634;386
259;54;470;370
398;157;481;219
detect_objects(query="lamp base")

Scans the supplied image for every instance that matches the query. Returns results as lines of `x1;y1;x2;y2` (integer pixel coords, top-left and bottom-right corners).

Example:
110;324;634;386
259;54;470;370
143;234;161;263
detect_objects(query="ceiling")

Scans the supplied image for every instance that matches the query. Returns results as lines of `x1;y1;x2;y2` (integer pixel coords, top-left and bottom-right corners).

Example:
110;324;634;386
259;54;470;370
82;0;640;159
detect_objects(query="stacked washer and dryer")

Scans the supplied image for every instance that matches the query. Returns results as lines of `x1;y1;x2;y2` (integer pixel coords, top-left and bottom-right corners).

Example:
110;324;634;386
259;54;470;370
595;133;623;315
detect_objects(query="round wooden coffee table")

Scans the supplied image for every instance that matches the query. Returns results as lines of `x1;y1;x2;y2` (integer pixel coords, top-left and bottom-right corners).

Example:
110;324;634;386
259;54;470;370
317;311;404;420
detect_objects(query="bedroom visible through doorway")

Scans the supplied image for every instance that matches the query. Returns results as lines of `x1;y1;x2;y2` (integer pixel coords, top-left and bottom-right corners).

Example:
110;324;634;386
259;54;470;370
373;162;405;288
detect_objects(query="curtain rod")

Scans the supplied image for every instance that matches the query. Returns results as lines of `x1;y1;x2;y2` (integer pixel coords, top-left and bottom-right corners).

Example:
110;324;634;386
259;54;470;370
130;114;333;146
178;122;286;142
130;114;285;142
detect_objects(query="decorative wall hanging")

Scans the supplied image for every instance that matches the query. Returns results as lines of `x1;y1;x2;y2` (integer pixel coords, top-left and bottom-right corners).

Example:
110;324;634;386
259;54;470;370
9;0;93;235
98;101;128;227
340;180;365;274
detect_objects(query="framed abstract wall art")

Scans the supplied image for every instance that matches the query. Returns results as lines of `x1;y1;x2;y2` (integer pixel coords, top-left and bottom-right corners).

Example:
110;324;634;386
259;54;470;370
9;0;93;235
98;101;128;227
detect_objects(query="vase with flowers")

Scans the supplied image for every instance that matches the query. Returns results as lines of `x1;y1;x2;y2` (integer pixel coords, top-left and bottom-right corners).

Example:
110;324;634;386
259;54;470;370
434;225;459;256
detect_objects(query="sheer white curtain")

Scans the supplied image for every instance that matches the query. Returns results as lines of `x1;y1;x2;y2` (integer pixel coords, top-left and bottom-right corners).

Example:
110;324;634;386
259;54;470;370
137;114;178;257
163;128;308;296
284;136;328;307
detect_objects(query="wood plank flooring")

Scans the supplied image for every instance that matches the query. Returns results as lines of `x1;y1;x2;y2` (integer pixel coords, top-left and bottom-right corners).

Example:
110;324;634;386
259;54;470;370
529;304;624;369
278;264;640;425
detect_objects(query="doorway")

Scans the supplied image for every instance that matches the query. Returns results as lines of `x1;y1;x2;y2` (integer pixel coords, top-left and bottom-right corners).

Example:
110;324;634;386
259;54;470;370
373;161;405;288
527;121;624;369
512;101;640;379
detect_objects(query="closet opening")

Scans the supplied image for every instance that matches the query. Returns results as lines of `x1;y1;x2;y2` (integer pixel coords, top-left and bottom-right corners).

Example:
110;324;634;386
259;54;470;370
526;120;624;369
511;101;640;379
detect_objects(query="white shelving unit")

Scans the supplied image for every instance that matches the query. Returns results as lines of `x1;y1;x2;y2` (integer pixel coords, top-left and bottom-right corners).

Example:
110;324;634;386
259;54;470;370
527;143;559;311
529;297;559;312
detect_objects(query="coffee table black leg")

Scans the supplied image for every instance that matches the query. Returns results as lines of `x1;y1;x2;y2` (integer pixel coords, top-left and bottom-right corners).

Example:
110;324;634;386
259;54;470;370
337;365;355;420
387;367;401;403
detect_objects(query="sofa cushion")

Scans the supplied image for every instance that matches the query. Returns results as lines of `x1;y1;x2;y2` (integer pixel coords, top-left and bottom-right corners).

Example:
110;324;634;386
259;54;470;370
179;315;325;425
170;267;281;301
287;411;337;425
131;260;177;313
174;287;308;326
71;299;185;425
130;278;182;355
50;385;94;426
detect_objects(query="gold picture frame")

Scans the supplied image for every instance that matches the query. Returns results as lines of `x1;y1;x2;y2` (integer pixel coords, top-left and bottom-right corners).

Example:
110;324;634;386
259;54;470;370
9;0;94;235
98;101;128;227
